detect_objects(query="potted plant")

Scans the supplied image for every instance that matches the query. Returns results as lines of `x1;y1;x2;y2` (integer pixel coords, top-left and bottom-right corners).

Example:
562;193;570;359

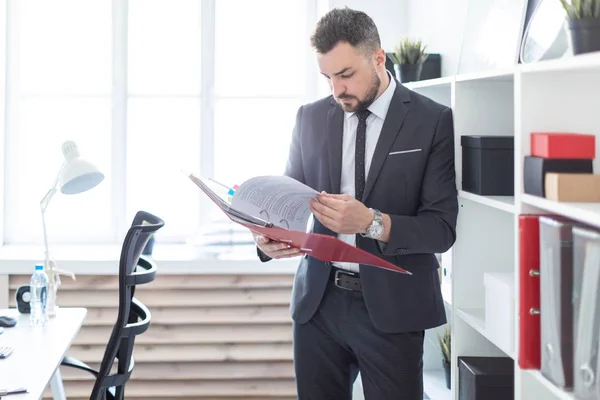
560;0;600;54
436;324;451;389
390;37;429;83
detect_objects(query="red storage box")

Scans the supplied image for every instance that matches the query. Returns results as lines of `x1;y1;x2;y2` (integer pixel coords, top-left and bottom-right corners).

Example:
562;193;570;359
531;132;595;159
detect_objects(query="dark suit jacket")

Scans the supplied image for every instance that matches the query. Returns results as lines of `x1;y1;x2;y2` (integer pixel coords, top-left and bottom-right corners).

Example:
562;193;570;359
259;78;458;333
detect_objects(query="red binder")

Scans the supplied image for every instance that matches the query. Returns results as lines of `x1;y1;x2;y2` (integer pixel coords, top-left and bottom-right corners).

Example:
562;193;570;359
188;173;411;275
518;214;544;369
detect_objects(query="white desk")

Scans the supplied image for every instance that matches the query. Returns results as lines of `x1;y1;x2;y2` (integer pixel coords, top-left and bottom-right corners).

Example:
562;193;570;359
0;307;87;400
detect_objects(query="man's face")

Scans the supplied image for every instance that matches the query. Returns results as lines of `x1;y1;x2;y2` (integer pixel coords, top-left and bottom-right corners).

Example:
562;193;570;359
317;41;381;113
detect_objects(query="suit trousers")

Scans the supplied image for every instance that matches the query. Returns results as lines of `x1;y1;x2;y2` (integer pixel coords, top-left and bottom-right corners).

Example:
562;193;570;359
293;271;425;400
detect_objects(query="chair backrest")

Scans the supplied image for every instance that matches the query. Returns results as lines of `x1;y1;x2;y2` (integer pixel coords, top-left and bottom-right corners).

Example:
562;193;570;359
90;211;164;400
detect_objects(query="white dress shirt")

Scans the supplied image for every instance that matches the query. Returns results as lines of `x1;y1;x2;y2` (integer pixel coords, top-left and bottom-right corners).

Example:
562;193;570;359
333;71;396;273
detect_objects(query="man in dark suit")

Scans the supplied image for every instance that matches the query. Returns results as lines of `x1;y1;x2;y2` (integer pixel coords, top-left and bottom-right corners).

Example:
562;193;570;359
253;7;458;400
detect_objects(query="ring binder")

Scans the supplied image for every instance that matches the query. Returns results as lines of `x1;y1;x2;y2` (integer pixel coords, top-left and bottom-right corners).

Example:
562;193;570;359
574;237;600;398
187;172;411;275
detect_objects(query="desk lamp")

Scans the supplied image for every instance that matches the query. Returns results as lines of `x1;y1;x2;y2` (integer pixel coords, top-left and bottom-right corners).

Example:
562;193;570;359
40;140;104;317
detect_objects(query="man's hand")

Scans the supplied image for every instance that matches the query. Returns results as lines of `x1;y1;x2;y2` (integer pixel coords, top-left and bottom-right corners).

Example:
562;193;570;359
309;192;373;235
253;232;303;259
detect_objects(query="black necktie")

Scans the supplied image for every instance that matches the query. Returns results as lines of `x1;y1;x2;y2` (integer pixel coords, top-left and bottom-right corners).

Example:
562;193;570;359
355;109;371;201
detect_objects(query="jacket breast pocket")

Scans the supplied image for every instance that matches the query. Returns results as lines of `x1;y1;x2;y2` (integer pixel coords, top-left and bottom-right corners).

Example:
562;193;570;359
388;148;422;156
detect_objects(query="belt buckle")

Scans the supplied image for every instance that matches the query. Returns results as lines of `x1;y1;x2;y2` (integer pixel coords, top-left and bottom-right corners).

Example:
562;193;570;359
334;270;356;291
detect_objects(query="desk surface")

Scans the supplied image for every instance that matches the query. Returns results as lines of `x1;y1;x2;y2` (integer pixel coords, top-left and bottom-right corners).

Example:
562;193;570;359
0;307;87;399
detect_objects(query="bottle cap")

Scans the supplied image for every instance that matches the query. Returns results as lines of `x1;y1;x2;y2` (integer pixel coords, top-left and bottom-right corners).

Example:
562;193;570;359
35;264;44;271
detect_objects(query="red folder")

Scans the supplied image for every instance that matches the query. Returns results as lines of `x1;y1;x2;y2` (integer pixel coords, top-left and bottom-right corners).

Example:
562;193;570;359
518;214;543;369
188;173;411;275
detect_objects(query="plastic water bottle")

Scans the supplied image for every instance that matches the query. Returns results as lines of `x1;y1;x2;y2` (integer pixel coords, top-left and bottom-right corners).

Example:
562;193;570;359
29;264;49;327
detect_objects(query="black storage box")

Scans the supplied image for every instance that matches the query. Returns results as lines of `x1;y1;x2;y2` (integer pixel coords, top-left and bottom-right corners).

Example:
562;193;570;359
461;135;514;195
386;53;441;81
523;155;593;197
458;356;514;400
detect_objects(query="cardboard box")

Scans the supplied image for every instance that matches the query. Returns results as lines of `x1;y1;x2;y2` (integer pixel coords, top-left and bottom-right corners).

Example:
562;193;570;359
545;173;600;202
458;356;514;400
531;132;595;159
484;272;514;354
523;156;593;197
461;135;514;195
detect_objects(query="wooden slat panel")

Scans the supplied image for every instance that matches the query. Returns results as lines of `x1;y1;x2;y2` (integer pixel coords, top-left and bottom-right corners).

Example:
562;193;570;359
68;343;294;362
12;272;298;399
42;379;297;397
80;305;292;325
10;274;294;290
74;324;293;345
60;361;295;381
9;287;292;307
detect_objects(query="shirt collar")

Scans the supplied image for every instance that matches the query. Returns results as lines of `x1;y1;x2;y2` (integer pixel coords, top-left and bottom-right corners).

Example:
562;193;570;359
345;70;396;121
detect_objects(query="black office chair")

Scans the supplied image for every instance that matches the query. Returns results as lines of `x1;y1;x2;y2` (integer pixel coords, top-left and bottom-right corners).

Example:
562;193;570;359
60;211;165;400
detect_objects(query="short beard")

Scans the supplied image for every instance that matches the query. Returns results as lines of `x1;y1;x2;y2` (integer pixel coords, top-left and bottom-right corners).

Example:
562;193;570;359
337;69;381;112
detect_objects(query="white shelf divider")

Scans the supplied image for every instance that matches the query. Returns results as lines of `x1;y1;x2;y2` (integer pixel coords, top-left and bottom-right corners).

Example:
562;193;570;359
456;307;516;360
522;193;600;228
458;190;515;213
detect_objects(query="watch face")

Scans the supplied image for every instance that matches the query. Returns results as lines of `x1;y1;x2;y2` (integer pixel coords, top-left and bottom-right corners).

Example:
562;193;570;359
369;222;384;238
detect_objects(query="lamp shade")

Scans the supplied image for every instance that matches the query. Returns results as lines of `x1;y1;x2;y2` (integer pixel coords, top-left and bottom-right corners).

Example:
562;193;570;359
58;141;104;195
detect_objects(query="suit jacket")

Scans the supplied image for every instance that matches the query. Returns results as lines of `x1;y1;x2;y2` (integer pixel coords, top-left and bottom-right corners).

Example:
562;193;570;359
259;78;458;333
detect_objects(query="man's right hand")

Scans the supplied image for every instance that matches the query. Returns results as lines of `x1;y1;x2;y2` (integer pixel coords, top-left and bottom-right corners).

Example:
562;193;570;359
253;233;303;259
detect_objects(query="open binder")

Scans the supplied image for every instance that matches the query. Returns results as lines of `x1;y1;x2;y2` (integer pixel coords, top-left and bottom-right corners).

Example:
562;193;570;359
187;172;411;275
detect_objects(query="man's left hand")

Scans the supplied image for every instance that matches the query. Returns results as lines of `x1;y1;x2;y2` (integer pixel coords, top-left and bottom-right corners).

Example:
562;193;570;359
309;192;373;234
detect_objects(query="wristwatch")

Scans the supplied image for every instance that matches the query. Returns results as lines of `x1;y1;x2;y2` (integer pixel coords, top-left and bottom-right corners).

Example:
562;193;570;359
362;208;384;239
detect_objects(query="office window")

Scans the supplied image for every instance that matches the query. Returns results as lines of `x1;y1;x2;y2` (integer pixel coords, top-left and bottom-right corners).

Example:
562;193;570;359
3;1;114;244
126;0;203;241
212;0;313;185
0;2;5;245
2;0;321;246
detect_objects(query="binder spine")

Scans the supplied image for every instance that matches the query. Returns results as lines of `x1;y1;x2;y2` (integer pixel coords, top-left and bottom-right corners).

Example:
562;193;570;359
574;237;600;399
518;215;542;370
539;216;574;389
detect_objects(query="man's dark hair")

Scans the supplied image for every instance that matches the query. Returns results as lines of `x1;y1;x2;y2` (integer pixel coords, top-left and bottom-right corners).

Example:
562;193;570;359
310;7;381;55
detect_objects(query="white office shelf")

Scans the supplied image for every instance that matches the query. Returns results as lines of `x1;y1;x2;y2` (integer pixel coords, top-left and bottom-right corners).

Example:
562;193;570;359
454;67;514;83
403;76;453;90
456;308;515;360
423;368;451;400
406;50;600;399
458;190;515;213
519;51;600;74
521;193;600;229
525;371;574;400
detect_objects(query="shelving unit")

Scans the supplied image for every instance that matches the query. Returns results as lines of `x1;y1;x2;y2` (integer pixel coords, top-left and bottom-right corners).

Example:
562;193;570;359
405;50;600;400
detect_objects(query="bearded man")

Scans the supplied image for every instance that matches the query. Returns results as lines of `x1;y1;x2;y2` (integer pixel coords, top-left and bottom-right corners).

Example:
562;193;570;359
253;7;458;400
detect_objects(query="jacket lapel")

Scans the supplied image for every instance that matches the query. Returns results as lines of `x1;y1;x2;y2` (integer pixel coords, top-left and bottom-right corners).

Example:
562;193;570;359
326;99;344;194
362;82;411;203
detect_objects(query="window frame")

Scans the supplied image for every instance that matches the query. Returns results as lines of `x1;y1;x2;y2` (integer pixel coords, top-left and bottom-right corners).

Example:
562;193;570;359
1;0;325;246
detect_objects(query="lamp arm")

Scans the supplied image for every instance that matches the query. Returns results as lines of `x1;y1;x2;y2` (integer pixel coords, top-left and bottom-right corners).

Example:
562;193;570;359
40;163;64;266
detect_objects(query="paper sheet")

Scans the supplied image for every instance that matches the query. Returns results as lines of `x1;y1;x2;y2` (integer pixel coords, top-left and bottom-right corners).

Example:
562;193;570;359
231;175;318;232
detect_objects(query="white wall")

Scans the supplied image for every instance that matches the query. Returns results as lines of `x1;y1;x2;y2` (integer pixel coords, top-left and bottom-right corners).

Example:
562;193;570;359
325;0;471;77
326;0;410;51
407;0;470;77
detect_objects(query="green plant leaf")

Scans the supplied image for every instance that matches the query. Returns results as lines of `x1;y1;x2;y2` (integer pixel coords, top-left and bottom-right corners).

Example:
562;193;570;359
393;37;428;64
559;0;600;18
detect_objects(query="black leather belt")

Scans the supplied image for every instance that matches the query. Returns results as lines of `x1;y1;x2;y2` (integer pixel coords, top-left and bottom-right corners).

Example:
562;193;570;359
331;267;362;291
